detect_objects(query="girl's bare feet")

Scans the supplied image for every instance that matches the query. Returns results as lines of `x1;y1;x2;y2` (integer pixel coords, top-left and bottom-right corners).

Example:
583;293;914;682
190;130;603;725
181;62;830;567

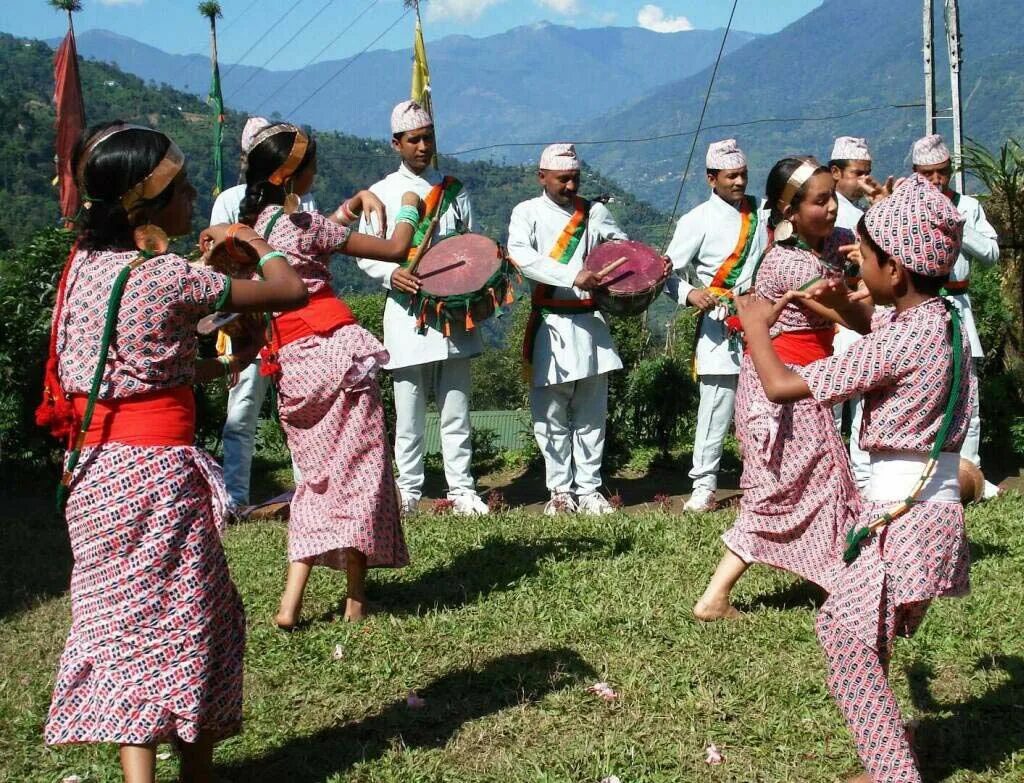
344;596;368;622
847;774;872;783
273;608;300;631
692;597;742;621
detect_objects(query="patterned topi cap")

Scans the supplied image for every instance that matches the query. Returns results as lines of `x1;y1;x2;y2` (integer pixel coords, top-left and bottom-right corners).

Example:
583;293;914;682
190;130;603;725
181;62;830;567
539;143;581;171
241;116;271;154
391;100;433;135
911;134;951;167
706;138;746;170
862;173;964;277
830;136;871;161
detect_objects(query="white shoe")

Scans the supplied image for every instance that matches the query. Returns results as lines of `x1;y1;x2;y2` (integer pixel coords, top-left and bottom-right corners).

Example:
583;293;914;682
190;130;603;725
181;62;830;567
399;493;419;517
450;492;490;516
982;480;1002;500
683;488;717;513
544;492;578;516
577;491;615;515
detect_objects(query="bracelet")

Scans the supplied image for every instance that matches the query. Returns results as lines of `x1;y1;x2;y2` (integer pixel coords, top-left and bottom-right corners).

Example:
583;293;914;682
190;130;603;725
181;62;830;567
395;205;420;228
225;224;250;261
339;199;359;223
257;250;288;276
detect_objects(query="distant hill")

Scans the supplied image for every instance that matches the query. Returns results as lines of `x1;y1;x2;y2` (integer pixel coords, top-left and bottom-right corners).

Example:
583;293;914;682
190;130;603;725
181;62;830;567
57;23;759;156
577;0;1024;208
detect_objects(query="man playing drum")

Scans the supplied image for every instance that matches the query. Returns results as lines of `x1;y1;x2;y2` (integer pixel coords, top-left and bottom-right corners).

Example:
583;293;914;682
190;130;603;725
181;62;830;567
355;100;489;516
507;143;626;516
664;139;769;512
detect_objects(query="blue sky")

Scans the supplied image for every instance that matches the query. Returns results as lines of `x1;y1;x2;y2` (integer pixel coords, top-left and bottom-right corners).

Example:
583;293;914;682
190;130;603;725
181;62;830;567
4;1;822;69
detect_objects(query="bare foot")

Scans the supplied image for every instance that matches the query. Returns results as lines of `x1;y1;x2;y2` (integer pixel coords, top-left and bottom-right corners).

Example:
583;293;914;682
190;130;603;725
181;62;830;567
693;598;742;621
343;596;368;623
846;774;872;783
273;607;301;631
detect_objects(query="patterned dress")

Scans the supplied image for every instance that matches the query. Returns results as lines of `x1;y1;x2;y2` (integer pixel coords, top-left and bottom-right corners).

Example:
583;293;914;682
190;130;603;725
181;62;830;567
46;249;245;746
796;297;973;782
723;232;859;590
255;207;408;570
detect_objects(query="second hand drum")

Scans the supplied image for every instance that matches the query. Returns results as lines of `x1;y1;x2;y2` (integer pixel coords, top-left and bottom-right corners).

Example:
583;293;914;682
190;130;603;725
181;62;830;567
584;239;667;317
407;233;516;334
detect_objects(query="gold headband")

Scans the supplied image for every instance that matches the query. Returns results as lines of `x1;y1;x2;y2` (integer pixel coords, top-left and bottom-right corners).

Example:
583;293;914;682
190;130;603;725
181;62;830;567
246;124;310;186
76;124;184;211
777;158;822;213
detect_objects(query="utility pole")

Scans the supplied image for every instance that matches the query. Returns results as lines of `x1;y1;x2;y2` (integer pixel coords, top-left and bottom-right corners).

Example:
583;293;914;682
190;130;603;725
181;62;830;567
923;0;965;191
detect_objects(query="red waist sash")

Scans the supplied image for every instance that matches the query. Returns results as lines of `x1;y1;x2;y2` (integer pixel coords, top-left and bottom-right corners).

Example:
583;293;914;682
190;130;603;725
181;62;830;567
271;289;358;351
943;279;970;294
71;387;195;447
770;328;834;366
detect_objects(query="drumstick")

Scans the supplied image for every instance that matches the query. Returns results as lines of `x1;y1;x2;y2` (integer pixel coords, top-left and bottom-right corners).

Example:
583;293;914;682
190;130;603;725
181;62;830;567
406;209;444;275
596;256;629;279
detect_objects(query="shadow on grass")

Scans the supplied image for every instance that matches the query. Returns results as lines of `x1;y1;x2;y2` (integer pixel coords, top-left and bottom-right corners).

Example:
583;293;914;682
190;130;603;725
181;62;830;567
0;490;72;618
907;656;1024;781
354;535;626;619
968;538;1010;563
735;578;826;613
219;647;595;782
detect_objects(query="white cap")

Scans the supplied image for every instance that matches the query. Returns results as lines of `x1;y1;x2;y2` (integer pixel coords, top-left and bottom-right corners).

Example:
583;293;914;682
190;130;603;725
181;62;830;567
390;100;433;135
830;136;871;161
706;138;746;170
912;134;951;166
241;116;271;154
539;143;581;171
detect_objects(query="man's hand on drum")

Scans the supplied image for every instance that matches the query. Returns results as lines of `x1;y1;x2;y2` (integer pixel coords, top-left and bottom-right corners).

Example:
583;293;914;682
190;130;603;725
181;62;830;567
660;255;672;283
686;288;718;312
391;266;421;294
573;269;602;291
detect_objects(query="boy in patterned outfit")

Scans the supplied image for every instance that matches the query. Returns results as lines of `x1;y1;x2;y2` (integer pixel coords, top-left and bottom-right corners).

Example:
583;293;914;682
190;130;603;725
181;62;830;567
735;174;971;782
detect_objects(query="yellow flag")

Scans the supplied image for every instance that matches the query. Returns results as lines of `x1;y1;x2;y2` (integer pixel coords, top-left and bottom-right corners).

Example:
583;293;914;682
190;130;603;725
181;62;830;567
411;16;432;116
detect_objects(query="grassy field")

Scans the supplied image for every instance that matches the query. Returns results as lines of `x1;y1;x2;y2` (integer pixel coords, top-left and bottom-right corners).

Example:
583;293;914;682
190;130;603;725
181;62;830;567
1;491;1023;782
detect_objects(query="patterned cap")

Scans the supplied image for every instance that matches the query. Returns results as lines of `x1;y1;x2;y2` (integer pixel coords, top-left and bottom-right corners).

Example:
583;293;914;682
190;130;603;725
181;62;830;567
390;100;433;135
911;134;951;166
706;138;746;170
539;143;581;171
862;173;964;277
830;136;871;161
241;116;271;154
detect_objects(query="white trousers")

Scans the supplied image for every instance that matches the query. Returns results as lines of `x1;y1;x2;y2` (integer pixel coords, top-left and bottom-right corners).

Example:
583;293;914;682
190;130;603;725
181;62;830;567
690;374;737;492
834;396;871;489
960;359;982;467
392;357;476;501
530;373;608;495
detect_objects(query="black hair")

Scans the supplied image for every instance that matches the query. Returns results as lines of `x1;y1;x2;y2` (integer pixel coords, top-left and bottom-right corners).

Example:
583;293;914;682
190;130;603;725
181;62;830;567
72;121;176;250
239;124;316;226
706;168;721;177
764;157;828;228
856;215;949;295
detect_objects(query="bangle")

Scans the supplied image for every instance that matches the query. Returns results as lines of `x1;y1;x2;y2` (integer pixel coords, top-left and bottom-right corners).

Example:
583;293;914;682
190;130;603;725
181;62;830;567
257;250;288;276
225;224;245;260
339;199;359;223
395;205;420;228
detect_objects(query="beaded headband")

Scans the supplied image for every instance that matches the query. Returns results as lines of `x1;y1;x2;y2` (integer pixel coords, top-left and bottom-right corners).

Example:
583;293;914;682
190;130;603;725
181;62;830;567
248;124;310;186
777;158;822;213
76;124;184;212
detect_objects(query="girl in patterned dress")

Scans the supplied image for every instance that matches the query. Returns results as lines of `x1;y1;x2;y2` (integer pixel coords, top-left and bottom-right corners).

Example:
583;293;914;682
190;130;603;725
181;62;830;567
42;123;308;782
238;123;418;627
734;174;970;783
694;157;867;621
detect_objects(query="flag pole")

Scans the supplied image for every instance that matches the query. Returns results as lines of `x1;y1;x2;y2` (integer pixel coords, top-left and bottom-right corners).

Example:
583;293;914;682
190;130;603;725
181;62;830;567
407;0;437;168
48;0;86;227
199;2;225;195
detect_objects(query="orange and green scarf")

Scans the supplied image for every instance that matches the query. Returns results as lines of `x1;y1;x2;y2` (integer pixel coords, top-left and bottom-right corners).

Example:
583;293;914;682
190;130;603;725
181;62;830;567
406;175;463;262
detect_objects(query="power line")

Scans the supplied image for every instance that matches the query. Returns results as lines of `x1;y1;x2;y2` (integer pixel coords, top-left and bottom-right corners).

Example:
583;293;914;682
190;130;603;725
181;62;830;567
222;0;304;81
254;0;380;114
286;7;411;118
665;0;738;231
220;0;265;35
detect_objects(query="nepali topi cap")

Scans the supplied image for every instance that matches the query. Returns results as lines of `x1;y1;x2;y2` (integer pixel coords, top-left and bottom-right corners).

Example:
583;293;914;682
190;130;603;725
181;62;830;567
831;136;871;162
391;100;433;135
912;134;951;167
241;116;271;154
539;143;581;171
706;138;746;170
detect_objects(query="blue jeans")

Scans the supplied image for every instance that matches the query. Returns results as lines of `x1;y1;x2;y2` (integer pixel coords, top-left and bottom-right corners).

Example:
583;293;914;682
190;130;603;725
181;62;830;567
222;360;269;507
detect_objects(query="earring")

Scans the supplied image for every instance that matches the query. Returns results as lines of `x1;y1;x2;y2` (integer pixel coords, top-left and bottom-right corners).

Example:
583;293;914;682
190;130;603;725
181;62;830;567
283;181;301;214
773;219;794;243
133;224;169;255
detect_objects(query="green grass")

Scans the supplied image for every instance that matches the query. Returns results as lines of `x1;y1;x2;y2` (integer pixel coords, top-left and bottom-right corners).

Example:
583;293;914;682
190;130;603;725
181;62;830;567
2;493;1023;782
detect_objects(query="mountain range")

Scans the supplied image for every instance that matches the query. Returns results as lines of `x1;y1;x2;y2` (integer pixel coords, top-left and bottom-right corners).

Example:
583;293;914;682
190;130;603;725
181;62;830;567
59;23;758;160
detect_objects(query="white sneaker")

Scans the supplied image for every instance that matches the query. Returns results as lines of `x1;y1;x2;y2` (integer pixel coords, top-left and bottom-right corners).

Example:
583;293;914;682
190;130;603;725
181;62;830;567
577;491;615;515
683;488;717;513
450;492;490;516
399;493;419;517
982;480;1002;500
543;492;578;516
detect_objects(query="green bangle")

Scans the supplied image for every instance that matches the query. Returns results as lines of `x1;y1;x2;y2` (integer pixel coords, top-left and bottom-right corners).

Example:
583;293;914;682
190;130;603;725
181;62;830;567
395;205;420;226
257;250;288;276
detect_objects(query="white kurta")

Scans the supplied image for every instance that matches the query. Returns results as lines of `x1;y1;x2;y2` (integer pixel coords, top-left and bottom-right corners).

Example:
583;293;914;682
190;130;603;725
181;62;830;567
356;163;483;370
507;194;625;388
835;191;864;232
210;184;317;225
945;192;1000;358
663;193;769;375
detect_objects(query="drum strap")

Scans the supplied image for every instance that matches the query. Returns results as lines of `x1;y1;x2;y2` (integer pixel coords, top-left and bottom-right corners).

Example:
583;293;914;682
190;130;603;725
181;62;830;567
406;176;463;262
709;195;758;290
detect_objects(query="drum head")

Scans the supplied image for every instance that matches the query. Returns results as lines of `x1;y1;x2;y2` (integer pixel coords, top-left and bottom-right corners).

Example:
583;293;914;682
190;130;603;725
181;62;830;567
584;240;664;295
417;234;503;297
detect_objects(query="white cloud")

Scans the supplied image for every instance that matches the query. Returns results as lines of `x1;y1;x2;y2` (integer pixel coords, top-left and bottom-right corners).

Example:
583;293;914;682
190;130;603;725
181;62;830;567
425;0;506;22
637;4;694;33
536;0;582;15
97;0;145;6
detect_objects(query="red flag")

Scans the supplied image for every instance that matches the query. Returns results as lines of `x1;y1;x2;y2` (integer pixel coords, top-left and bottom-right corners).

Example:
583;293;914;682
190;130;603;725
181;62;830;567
54;29;86;222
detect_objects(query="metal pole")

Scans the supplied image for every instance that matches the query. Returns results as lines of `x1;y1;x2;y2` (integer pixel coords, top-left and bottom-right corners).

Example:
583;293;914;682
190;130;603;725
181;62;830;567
945;0;965;191
923;0;935;135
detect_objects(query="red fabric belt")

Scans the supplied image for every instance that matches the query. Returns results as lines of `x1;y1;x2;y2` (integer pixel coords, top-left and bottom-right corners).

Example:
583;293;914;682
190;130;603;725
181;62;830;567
71;387;195;447
943;279;970;293
271;289;357;351
770;328;834;366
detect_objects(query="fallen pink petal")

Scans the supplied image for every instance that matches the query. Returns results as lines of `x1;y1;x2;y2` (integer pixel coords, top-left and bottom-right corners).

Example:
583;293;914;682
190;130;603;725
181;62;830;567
406;690;426;708
587;682;618;701
705;743;725;765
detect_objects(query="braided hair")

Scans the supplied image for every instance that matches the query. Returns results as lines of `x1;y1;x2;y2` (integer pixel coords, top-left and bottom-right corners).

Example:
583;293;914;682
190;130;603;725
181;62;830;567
238;124;317;227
